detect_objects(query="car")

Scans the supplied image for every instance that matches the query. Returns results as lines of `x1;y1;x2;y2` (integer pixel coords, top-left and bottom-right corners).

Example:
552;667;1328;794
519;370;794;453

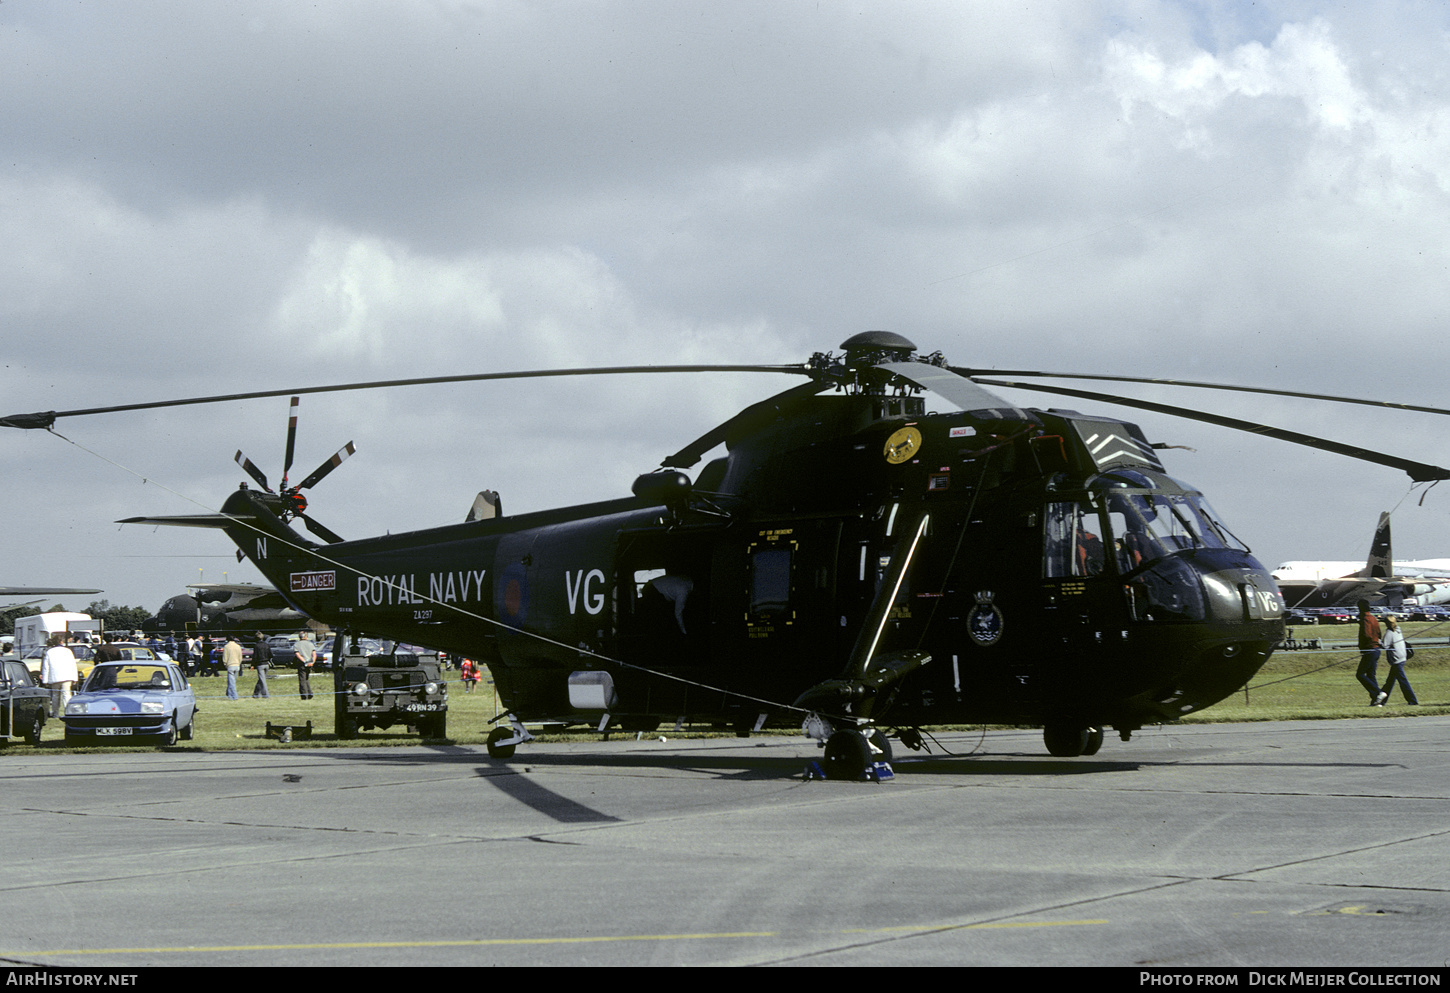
18;642;95;679
320;637;383;668
0;658;49;745
335;648;447;739
62;661;197;746
75;642;162;681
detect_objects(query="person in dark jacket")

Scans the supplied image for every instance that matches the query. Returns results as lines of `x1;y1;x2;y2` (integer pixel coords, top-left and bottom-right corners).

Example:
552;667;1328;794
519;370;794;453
251;631;272;699
1356;600;1384;704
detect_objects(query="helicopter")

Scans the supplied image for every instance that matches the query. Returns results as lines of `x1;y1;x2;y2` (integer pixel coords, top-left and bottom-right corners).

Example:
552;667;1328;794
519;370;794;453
8;331;1450;778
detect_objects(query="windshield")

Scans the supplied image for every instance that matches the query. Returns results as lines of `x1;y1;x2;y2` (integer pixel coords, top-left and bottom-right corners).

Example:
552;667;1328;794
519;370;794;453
84;665;174;691
1108;490;1245;572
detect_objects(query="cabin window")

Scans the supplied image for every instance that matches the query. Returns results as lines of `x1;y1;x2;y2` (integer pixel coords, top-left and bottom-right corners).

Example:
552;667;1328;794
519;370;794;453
1044;501;1105;578
750;547;794;615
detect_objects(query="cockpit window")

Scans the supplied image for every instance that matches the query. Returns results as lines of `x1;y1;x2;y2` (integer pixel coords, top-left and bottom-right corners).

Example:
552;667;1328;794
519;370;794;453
1107;490;1244;572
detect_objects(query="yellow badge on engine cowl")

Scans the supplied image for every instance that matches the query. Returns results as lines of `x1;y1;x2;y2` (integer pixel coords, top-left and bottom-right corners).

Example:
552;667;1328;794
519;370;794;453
883;426;922;464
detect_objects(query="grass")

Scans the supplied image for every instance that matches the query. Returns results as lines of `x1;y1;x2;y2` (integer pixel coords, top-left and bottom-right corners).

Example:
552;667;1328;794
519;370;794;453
1181;620;1450;723
8;619;1450;753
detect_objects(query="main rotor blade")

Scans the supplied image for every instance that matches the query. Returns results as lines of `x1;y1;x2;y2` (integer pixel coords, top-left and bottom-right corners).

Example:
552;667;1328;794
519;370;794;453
233;451;272;492
879;362;1032;419
283;396;299;481
661;379;834;469
296;441;356;491
977;378;1450;482
954;368;1450;418
0;364;809;429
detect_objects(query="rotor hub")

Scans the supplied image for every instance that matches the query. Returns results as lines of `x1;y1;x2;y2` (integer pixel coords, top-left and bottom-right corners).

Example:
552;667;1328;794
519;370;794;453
839;331;917;367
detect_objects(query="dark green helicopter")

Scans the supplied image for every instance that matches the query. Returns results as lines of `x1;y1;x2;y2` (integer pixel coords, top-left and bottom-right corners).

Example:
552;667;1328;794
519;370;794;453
8;332;1449;777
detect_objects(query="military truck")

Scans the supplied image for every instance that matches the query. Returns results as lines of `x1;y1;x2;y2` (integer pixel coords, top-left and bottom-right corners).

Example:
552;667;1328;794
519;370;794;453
334;646;448;739
1;657;49;745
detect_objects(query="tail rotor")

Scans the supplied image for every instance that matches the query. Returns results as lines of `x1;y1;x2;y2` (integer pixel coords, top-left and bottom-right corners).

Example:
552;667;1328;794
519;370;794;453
233;396;354;543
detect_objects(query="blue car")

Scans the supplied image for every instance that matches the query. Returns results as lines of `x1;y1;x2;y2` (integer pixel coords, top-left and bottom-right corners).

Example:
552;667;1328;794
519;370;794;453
63;661;197;746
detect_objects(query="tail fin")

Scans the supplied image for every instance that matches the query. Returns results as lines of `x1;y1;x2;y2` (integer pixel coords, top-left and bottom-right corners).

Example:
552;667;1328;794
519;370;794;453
1362;512;1393;579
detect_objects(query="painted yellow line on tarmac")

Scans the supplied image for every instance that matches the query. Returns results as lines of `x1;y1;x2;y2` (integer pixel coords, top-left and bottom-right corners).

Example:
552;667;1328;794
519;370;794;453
10;920;1106;957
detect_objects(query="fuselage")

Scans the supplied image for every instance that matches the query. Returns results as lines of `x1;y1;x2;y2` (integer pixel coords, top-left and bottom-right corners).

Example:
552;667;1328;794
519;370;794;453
218;394;1285;737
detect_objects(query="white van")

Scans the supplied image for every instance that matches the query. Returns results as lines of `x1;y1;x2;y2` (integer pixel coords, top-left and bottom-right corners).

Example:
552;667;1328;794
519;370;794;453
12;612;99;658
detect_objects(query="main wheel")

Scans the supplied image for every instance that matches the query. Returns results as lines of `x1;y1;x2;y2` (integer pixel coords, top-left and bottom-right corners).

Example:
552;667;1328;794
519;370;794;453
822;730;872;781
486;726;516;759
1081;726;1104;756
1043;723;1089;757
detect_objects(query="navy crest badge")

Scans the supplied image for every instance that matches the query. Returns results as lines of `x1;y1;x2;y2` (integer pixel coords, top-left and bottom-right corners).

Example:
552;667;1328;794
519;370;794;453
967;590;1004;647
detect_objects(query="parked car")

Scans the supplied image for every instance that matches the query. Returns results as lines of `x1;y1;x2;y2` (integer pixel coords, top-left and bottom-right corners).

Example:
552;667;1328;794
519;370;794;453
19;642;95;679
0;658;49;744
75;642;163;681
62;661;197;746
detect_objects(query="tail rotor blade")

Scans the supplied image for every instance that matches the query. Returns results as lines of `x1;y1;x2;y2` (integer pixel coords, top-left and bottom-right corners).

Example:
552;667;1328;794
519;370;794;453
282;396;299;483
297;441;356;491
234;451;272;492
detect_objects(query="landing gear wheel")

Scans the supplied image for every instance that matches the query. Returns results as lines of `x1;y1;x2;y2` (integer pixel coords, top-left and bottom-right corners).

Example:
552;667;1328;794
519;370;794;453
1081;727;1104;756
822;730;872;781
486;725;516;759
1043;724;1090;757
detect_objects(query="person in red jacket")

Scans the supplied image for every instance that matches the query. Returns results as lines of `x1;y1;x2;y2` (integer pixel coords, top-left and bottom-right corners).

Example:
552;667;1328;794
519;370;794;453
1355;600;1384;705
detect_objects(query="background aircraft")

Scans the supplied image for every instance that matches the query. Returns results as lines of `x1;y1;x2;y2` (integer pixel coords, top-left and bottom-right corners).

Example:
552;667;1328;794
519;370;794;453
1272;513;1450;608
142;583;308;635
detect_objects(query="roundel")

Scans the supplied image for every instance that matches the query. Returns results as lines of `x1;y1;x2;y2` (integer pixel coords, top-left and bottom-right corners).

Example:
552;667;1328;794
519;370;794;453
884;426;922;465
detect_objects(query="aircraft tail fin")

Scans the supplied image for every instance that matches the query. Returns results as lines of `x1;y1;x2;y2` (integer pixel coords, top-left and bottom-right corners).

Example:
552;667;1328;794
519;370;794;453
1363;512;1393;579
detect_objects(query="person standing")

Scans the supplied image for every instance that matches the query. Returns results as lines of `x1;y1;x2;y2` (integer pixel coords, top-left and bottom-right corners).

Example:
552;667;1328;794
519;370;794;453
92;633;124;667
40;634;79;718
294;631;317;700
222;634;243;701
1377;615;1418;706
251;632;272;698
1355;600;1383;704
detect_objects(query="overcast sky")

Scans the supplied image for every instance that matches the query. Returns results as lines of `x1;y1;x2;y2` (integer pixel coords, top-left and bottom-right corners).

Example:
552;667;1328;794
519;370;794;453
4;0;1450;613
